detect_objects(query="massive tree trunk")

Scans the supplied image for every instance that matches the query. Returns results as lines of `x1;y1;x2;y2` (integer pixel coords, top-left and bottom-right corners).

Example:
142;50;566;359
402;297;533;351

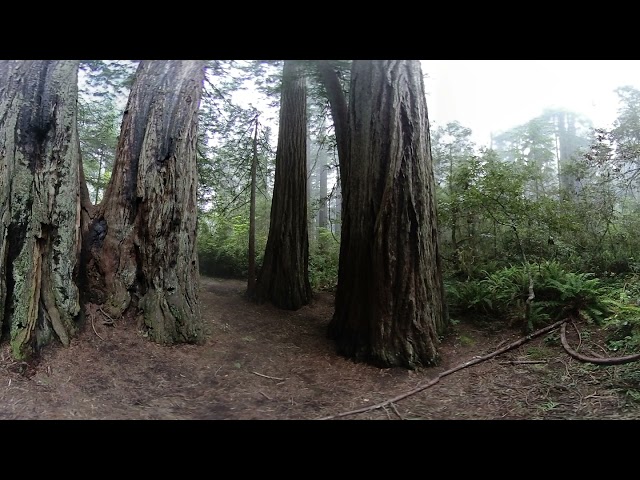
0;60;82;359
328;60;448;369
253;60;312;310
83;60;205;344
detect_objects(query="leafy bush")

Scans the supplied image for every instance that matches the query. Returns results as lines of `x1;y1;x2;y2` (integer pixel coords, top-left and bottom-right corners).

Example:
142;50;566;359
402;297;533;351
308;227;340;291
600;275;640;353
198;215;266;278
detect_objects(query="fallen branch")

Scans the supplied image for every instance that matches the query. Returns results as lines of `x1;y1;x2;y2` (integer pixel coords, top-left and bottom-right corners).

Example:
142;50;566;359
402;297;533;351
560;322;640;365
259;391;273;400
389;402;405;420
319;317;569;420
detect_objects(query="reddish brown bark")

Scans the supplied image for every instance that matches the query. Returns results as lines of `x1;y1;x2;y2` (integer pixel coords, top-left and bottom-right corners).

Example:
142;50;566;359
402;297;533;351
328;60;448;368
253;60;312;310
83;61;205;344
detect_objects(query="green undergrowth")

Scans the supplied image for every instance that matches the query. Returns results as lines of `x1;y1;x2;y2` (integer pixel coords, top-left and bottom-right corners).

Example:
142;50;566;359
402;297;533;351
446;261;640;354
198;218;340;292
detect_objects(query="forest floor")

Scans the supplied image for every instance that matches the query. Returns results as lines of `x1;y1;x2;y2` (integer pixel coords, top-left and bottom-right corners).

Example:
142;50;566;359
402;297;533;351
1;276;640;420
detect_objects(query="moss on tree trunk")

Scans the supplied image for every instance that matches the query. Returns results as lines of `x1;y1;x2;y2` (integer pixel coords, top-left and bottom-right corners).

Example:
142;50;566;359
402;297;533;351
0;60;81;359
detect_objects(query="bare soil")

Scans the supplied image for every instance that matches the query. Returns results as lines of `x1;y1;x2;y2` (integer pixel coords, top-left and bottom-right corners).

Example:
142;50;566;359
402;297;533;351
1;276;639;420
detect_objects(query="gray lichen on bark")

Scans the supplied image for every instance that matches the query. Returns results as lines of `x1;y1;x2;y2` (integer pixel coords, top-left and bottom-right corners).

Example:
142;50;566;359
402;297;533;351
0;60;81;358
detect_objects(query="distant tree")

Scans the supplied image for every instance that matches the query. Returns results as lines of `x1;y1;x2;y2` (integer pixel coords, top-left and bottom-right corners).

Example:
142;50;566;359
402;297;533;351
328;60;448;368
195;61;275;281
0;60;82;358
77;95;120;203
253;60;312;309
611;86;640;164
540;109;592;199
591;86;640;191
431;121;476;273
79;60;138;102
247;114;260;297
317;147;329;230
494;116;557;199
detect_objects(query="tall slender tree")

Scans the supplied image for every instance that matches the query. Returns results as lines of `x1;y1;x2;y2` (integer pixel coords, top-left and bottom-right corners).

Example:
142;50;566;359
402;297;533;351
247;114;259;297
0;60;82;358
253;60;312;310
328;60;448;368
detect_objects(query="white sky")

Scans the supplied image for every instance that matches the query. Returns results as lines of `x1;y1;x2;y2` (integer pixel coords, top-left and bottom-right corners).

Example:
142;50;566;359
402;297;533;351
421;60;640;147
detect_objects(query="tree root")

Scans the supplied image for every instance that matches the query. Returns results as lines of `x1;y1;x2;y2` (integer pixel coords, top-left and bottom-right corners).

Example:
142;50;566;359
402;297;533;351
320;315;640;420
560;322;640;365
319;317;569;420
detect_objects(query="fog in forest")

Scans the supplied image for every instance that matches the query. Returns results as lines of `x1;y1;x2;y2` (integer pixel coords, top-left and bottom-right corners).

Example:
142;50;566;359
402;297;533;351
423;60;640;147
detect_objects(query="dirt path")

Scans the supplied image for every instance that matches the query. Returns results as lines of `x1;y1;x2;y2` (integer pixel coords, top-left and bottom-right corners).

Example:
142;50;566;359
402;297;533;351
0;276;639;419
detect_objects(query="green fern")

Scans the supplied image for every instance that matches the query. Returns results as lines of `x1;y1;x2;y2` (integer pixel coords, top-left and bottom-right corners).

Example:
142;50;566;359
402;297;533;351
446;261;613;327
602;286;640;351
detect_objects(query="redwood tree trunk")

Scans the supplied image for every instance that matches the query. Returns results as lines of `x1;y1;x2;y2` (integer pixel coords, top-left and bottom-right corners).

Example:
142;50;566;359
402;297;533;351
253;60;312;310
0;60;82;359
328;60;448;368
83;60;205;344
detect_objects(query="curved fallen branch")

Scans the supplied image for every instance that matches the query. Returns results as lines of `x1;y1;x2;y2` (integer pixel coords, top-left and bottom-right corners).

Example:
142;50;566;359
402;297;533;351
319;317;569;420
560;322;640;366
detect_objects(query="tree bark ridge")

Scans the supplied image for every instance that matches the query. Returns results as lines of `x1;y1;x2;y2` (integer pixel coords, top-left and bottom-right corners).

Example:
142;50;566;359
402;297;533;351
0;60;81;358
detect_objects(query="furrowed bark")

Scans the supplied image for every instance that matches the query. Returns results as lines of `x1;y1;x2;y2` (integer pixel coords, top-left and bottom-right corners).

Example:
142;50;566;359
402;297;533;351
83;60;205;344
253;60;312;310
0;60;81;359
328;60;448;369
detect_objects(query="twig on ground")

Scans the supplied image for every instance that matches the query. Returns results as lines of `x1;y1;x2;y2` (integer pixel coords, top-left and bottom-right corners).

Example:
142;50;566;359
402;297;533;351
252;371;286;381
319;317;569;420
259;391;272;400
390;402;405;420
499;360;548;365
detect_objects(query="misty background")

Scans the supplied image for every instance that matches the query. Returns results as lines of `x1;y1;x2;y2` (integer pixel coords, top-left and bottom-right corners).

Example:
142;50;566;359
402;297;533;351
423;60;640;147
